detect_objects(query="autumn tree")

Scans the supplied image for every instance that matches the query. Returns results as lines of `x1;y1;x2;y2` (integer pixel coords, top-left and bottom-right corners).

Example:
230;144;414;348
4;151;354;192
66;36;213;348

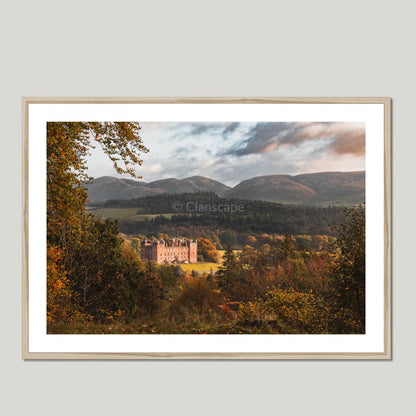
277;234;297;261
172;276;223;317
68;218;127;318
329;204;365;333
216;244;250;301
240;289;328;334
47;243;83;331
217;244;238;289
47;122;147;239
47;122;149;324
197;237;220;263
136;261;164;318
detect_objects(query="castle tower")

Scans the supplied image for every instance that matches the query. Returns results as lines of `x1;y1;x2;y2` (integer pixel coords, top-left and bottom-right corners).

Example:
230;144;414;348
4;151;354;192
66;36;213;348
188;240;197;263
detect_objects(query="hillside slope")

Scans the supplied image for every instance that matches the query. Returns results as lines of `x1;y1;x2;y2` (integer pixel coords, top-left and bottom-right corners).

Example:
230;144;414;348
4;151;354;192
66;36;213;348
226;171;365;205
86;171;365;206
85;175;231;202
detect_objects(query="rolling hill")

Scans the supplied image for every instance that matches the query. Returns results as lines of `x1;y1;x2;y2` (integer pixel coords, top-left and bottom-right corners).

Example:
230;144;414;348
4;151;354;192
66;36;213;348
225;171;365;206
85;175;231;202
224;175;318;205
86;171;365;206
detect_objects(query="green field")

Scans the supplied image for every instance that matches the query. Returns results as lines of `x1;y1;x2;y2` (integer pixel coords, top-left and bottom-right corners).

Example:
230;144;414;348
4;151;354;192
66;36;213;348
180;251;242;272
130;213;174;221
181;262;220;273
87;207;173;221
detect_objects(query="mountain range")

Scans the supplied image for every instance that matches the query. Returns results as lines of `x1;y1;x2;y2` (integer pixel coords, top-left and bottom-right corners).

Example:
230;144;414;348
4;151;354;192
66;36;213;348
85;171;365;206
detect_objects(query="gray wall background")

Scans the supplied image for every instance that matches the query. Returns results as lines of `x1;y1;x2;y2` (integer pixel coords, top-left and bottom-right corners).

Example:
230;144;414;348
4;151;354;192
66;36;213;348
1;1;414;415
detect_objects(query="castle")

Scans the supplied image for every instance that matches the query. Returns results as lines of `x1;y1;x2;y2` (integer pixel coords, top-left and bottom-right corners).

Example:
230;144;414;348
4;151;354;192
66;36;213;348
140;239;197;264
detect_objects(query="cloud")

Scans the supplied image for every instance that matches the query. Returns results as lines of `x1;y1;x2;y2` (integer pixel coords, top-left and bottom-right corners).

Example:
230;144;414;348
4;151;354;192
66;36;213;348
170;122;243;141
222;122;240;136
293;122;365;156
144;163;162;174
225;122;365;157
327;126;365;156
225;123;301;156
86;121;365;187
187;123;217;136
185;122;237;137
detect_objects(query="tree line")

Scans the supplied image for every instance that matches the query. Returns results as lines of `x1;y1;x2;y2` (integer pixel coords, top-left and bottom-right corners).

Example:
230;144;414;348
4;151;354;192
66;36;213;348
106;193;347;247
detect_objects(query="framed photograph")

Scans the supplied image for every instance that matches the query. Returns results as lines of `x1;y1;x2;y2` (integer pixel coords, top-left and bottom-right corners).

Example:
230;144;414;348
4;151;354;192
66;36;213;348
22;97;391;359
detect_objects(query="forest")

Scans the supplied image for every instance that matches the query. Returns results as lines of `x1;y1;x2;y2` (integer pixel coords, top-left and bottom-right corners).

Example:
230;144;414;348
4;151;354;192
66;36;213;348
90;192;346;248
47;122;365;335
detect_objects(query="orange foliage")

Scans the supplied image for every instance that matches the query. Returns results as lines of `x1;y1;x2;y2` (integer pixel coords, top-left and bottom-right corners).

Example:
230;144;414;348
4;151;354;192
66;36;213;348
47;244;80;327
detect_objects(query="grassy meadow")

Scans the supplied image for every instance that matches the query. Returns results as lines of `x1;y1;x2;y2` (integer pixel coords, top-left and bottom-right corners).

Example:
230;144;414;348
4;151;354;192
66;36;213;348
87;207;174;221
181;262;220;273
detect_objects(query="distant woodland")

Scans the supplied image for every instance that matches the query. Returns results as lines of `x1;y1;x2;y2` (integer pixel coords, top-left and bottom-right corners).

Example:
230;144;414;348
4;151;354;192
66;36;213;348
90;193;346;249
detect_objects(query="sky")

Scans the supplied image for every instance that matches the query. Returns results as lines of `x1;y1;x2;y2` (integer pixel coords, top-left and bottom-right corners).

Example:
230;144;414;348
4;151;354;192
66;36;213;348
86;121;365;187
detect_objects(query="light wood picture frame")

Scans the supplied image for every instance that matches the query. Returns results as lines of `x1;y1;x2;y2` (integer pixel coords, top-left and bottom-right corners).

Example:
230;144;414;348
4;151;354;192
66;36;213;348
22;97;391;359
